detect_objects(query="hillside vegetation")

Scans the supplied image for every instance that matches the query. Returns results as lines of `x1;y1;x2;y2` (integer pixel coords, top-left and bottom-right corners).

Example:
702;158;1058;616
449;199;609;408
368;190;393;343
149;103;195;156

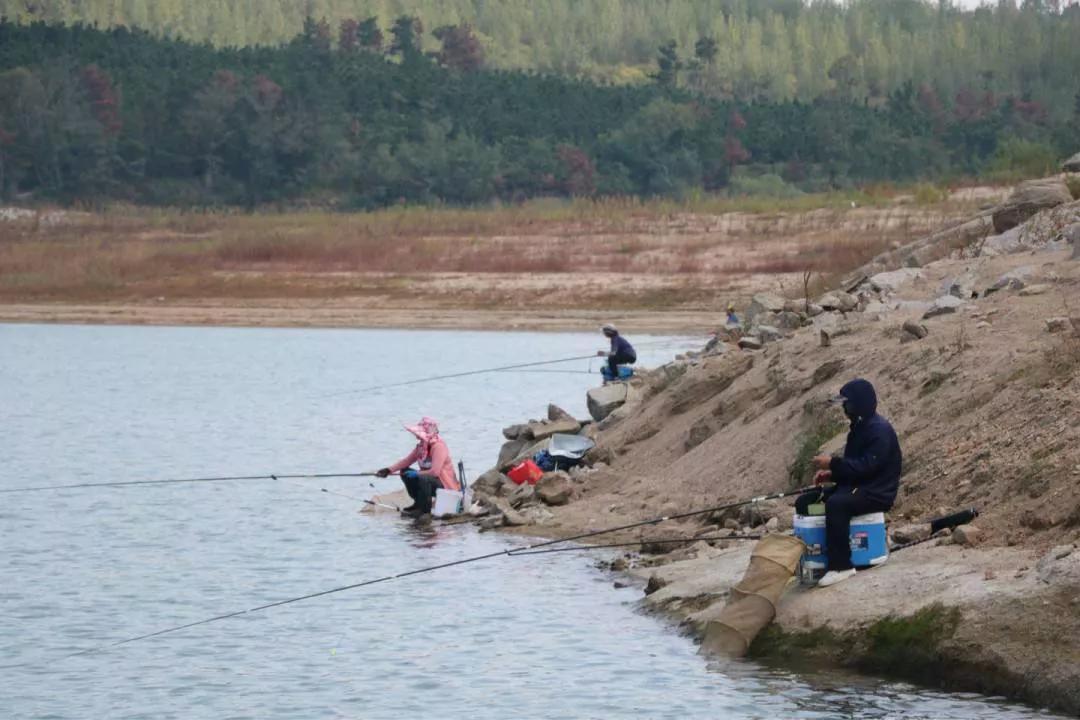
1;0;1079;115
0;17;1077;208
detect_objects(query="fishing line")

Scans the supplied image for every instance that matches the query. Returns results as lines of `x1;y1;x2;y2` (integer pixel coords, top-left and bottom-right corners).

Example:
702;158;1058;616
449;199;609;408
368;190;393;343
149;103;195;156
319;487;400;512
0;473;377;495
317;354;599;398
10;485;817;667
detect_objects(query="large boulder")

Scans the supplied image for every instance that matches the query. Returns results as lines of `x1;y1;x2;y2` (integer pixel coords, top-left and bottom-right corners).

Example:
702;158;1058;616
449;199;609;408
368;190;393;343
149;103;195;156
497;438;528;470
817;291;858;312
754;325;783;343
1063;152;1080;173
992;178;1073;233
536;471;574;506
472;469;510;497
869;268;921;294
523;417;581;441
587;383;628;422
923;295;966;319
547;404;575;422
773;311;804;331
746;293;785;323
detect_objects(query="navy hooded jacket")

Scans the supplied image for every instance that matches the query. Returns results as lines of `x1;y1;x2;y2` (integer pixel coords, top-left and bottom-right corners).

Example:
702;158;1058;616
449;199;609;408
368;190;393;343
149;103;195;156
829;379;902;507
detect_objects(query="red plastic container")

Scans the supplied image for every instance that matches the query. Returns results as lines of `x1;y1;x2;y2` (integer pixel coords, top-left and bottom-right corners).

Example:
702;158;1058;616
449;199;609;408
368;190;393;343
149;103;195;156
507;459;543;485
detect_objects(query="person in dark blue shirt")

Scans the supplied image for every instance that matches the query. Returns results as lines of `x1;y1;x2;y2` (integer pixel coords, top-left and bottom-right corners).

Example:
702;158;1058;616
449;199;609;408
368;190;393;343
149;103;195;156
598;324;636;382
795;378;902;588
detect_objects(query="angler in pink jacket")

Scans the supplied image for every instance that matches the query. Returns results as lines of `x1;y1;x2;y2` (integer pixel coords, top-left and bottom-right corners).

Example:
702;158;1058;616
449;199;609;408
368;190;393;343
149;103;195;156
376;417;459;518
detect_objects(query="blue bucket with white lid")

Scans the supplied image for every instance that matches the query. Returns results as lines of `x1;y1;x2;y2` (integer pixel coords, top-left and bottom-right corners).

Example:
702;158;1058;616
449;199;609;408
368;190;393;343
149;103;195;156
793;512;889;585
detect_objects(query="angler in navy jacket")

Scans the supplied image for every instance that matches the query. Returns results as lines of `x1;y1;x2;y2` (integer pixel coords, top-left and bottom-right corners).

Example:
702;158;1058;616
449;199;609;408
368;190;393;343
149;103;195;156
598;324;636;380
796;378;902;586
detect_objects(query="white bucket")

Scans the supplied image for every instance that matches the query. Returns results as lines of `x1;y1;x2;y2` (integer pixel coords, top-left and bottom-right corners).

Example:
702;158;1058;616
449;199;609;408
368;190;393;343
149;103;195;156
433;489;464;518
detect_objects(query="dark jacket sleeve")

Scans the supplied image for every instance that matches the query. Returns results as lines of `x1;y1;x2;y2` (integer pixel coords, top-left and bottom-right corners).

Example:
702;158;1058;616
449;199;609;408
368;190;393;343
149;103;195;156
830;430;888;486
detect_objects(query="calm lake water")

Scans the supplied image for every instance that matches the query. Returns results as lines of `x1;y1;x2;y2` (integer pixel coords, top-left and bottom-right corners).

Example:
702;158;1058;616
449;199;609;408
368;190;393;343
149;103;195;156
0;324;1065;719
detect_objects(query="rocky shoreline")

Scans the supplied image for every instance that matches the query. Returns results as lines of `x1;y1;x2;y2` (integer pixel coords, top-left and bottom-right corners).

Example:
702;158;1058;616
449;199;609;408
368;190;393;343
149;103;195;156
452;168;1080;715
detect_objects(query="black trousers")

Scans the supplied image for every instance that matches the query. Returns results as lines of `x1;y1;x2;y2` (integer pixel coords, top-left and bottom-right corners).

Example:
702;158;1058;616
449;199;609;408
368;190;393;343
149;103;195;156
401;471;441;513
795;487;890;571
607;351;635;375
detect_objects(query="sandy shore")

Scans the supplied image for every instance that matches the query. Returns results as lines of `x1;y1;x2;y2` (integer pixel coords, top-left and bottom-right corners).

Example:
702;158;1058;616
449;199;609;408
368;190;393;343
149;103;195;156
0;301;724;334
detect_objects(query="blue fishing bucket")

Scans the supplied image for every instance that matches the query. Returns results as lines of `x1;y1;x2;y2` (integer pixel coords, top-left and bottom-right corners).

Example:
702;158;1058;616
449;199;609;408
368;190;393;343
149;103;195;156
794;514;827;585
794;512;889;585
849;512;889;567
601;366;635;381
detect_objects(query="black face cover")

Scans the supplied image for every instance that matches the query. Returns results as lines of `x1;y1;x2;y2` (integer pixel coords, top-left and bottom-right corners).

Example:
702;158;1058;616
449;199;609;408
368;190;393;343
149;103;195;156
842;399;856;421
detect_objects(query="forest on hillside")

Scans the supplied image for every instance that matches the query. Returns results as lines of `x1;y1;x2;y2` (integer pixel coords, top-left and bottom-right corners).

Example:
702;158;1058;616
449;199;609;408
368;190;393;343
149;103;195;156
2;0;1080;115
0;16;1077;208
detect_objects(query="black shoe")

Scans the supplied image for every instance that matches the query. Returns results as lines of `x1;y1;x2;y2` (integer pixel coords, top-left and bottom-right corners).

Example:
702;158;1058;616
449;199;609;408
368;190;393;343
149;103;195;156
400;507;422;518
401;503;418;513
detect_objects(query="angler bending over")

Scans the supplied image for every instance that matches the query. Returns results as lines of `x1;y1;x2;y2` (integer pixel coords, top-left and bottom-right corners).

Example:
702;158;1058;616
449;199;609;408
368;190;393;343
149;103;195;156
598;324;636;382
796;378;902;588
377;417;460;518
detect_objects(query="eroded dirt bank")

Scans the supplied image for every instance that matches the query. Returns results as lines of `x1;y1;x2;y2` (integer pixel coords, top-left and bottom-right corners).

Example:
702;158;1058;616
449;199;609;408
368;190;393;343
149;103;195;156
458;175;1080;714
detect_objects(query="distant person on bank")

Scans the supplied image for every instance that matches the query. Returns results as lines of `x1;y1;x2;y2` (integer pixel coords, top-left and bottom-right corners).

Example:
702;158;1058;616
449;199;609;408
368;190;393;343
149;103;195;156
795;378;901;588
376;417;460;518
598;324;636;382
725;303;740;327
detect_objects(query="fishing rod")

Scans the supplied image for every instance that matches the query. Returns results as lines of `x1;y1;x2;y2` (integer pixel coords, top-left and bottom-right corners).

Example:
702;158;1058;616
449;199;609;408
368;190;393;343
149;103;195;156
0;472;378;495
508;533;763;556
11;484;817;667
317;354;599;398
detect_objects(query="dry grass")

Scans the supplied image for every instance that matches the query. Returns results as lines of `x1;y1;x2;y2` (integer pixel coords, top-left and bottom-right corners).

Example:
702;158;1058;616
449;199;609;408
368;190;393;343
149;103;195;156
0;190;982;307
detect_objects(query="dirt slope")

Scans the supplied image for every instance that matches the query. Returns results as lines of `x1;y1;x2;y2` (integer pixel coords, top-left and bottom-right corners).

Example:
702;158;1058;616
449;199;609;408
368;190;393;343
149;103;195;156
473;174;1080;713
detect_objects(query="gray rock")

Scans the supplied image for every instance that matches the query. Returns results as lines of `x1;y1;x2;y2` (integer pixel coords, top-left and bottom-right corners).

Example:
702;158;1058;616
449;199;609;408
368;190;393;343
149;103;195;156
747;293;786;322
986;266;1034;294
1046;317;1073;334
523;417;581;441
547;404;575;423
869;268;921;294
818;291;858;312
902;320;929;339
980;225;1025;256
1064;222;1080;247
508;482;538;509
497;438;528;471
1019;283;1051;297
755;325;783;343
472;469;510;497
890;524;931;545
737;336;763;351
992;178;1073;233
806;303;824;317
940;272;977;300
502;424;526;440
764;517;779;532
952;525;982;546
774;311;804;330
476;514;504;530
536;471;573;506
1036;543;1080;585
923;295;966;319
644;574;668;595
502;508;529;526
1074;240;1080;261
1062;152;1080;172
586;383;629;422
